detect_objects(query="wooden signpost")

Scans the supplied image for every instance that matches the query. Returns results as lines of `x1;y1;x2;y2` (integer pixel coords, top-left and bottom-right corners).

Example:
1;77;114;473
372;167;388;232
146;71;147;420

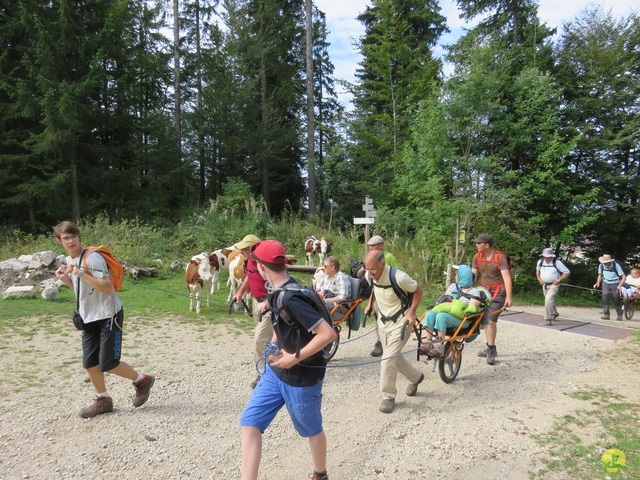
354;196;377;255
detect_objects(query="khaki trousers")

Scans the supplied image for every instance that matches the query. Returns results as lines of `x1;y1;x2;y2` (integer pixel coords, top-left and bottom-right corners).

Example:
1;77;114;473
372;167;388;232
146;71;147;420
542;283;560;320
379;320;422;400
253;299;273;362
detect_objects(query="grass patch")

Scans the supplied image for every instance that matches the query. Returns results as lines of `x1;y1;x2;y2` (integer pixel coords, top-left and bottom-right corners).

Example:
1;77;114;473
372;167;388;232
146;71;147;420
532;388;640;479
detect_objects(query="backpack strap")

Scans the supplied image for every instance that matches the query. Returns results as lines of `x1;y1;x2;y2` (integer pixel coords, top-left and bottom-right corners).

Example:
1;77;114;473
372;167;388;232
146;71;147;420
75;249;87;311
372;267;411;322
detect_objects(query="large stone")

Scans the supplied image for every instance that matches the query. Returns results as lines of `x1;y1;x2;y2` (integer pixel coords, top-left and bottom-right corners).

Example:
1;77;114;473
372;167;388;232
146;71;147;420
32;250;58;267
18;255;33;263
3;286;36;299
0;259;29;272
41;285;60;301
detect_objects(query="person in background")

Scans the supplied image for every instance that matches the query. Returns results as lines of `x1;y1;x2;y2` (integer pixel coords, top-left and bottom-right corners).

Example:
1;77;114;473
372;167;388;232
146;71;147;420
240;240;337;480
53;221;155;418
593;254;626;320
536;248;571;326
471;233;512;366
620;268;640;299
365;235;401;358
233;234;273;389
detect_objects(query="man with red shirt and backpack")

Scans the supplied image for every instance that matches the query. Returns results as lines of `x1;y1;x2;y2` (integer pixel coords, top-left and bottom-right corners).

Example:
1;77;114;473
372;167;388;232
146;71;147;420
471;234;513;365
233;234;274;389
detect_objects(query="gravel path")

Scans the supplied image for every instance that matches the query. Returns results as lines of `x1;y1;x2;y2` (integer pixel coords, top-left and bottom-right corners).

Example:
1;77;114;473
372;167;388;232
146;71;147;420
1;307;638;480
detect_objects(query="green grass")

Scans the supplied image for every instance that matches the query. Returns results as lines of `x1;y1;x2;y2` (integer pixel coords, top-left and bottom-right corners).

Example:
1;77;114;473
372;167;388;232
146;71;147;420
532;387;640;479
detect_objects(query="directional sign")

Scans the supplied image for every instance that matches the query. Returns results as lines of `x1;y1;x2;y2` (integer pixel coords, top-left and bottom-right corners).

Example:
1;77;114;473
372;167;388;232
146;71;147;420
354;217;375;225
366;210;377;218
362;204;374;211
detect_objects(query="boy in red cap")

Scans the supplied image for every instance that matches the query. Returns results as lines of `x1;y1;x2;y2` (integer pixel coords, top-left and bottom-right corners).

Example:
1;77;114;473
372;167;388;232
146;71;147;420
239;240;337;480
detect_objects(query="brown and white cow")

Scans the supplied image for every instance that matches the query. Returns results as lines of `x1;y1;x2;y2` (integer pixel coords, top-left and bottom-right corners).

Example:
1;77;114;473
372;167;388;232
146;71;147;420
226;249;249;310
318;237;332;264
304;236;320;266
185;253;217;314
210;247;233;293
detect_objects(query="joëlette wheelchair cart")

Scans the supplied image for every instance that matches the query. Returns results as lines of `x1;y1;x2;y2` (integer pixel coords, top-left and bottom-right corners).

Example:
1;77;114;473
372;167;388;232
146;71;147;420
324;276;366;361
411;286;505;383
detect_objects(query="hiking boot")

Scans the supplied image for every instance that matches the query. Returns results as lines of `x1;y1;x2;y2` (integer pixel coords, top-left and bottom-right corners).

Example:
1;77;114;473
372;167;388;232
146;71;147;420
616;315;623;321
379;398;395;414
79;396;113;418
370;340;383;357
250;375;261;389
406;373;424;397
545;319;553;326
477;344;497;358
309;472;329;480
486;345;497;365
132;374;155;407
601;314;610;320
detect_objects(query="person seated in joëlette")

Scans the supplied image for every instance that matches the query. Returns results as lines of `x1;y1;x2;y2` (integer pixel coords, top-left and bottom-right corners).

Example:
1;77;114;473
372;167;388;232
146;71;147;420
316;256;351;311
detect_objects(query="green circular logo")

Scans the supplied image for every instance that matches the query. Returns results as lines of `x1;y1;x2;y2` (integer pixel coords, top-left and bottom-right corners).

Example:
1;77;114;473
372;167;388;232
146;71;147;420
601;448;627;476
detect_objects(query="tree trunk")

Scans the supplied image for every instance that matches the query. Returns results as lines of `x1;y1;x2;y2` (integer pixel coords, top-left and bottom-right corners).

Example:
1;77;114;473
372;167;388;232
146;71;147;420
173;0;182;185
260;52;271;212
306;0;316;214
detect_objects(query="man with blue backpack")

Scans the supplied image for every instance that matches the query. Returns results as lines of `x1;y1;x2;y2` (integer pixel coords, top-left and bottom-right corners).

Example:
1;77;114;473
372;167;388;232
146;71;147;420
594;254;626;321
363;249;424;414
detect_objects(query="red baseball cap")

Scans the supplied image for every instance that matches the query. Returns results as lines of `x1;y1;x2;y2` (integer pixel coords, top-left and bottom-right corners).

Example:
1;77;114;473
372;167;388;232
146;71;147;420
251;240;287;265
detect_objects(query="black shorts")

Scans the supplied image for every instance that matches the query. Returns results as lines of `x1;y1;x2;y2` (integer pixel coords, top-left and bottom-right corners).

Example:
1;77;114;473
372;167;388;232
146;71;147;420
480;287;507;324
82;308;124;372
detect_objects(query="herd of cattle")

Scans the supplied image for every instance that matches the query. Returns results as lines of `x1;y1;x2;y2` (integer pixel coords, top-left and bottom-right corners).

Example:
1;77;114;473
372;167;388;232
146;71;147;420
185;235;332;314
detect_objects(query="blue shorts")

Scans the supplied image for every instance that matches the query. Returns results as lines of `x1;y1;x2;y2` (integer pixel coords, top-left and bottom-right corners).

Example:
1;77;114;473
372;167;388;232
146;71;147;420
239;366;324;438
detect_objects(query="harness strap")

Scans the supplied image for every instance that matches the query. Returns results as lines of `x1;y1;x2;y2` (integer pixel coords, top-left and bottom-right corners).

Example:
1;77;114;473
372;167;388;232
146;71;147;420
372;281;406;323
480;283;505;300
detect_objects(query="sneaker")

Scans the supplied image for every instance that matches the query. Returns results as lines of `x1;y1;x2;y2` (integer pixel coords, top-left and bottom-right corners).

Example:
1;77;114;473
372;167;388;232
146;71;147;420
379;398;395;414
545;319;553;326
132;374;155;408
79;396;113;418
552;313;559;320
370;340;383;357
406;373;424;397
250;375;261;389
486;345;497;365
309;472;329;480
601;314;610;320
616;315;623;321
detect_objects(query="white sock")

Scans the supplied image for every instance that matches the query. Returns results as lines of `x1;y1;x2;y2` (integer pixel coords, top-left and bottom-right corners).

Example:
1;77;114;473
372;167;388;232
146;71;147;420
97;391;110;398
135;373;144;383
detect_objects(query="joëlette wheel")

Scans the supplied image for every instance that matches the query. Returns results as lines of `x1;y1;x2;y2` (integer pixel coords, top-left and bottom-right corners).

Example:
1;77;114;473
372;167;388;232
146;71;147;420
438;341;462;383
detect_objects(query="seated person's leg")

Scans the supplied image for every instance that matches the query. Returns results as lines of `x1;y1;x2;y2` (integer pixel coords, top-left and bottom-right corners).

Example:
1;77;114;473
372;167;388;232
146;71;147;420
423;309;437;329
434;312;463;337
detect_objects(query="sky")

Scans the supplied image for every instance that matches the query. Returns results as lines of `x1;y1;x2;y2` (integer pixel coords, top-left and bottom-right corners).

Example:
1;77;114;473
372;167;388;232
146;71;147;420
314;0;638;108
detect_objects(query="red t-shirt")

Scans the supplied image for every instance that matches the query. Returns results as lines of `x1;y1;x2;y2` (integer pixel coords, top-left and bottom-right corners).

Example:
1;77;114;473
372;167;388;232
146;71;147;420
245;259;267;298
